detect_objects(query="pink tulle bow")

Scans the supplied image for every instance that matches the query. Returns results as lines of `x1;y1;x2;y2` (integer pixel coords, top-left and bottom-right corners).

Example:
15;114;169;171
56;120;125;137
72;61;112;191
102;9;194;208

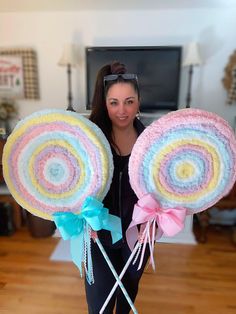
126;193;187;270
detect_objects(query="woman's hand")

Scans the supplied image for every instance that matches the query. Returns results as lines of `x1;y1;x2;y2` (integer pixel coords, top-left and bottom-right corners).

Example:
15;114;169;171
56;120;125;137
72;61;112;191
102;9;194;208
90;230;98;242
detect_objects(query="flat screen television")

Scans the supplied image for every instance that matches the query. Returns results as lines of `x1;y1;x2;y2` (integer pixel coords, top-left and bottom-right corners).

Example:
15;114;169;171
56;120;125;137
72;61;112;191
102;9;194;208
85;46;182;112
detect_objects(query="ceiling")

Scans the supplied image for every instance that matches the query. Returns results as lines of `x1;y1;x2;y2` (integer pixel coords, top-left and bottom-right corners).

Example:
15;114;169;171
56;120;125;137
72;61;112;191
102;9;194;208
0;0;235;12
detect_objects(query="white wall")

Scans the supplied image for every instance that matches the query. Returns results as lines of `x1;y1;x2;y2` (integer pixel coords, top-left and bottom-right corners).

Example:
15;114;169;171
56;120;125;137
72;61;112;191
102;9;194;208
0;7;236;128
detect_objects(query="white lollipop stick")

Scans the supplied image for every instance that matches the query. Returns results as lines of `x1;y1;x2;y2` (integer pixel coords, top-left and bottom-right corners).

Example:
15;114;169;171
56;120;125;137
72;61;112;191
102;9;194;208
95;238;138;314
99;242;140;314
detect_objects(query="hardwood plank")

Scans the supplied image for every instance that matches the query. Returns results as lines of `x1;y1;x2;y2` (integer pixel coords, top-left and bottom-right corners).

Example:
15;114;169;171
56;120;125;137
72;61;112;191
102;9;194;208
0;226;235;314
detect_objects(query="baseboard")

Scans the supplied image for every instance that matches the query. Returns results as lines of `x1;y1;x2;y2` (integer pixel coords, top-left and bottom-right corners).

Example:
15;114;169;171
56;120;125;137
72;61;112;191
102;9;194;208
50;239;71;262
158;215;197;244
158;231;197;244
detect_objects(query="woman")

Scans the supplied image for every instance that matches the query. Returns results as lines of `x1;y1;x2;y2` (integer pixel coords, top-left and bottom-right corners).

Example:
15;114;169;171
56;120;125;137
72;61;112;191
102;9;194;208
86;61;149;313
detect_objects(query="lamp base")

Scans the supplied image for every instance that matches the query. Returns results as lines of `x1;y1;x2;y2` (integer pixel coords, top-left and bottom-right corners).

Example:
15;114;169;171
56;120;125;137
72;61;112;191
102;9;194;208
66;64;76;112
66;104;76;112
185;65;193;109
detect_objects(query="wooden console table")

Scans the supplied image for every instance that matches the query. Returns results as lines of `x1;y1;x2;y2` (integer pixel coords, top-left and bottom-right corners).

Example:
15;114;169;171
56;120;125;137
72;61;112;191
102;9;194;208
196;182;236;244
0;138;23;230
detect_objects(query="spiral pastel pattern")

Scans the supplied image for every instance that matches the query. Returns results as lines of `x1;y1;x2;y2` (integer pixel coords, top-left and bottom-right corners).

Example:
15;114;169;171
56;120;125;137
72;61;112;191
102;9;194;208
129;109;236;214
3;109;113;220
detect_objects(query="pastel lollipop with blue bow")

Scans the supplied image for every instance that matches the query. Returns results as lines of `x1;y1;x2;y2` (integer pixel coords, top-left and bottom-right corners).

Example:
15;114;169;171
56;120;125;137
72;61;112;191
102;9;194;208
3;109;138;314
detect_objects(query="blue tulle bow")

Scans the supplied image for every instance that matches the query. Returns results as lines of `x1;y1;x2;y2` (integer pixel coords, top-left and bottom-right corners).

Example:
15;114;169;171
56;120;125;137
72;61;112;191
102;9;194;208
52;196;122;283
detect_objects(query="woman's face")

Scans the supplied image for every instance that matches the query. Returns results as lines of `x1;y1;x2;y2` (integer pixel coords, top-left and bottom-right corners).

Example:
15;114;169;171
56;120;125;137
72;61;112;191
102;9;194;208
105;82;140;129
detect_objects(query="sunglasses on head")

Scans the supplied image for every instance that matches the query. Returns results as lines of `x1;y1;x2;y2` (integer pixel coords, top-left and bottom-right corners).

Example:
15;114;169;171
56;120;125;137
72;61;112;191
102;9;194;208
103;73;138;87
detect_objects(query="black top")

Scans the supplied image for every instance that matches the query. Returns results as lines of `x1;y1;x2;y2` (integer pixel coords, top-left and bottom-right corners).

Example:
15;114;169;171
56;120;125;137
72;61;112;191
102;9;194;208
98;118;145;248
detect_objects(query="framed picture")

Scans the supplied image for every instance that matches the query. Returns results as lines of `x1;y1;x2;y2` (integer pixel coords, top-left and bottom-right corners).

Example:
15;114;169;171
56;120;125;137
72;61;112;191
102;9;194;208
0;48;40;100
0;55;24;98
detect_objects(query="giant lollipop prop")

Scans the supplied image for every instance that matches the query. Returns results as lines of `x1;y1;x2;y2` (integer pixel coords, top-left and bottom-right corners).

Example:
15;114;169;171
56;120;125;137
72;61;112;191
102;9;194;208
127;108;236;268
3;109;138;314
100;108;236;312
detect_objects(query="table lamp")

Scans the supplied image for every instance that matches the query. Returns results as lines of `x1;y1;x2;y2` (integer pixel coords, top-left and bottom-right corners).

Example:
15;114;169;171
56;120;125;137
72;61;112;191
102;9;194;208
182;42;202;108
58;43;79;111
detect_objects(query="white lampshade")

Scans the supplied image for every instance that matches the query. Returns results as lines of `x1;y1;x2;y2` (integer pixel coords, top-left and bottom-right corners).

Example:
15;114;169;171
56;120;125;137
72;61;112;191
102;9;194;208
182;42;202;67
58;43;79;67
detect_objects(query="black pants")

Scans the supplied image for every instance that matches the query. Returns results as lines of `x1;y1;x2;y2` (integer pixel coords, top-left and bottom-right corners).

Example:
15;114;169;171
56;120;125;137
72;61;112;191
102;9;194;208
85;240;149;314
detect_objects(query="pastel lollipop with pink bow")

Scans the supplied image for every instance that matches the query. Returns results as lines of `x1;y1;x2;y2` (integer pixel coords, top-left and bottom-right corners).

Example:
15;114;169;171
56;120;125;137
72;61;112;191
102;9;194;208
100;109;236;313
100;108;236;313
127;108;236;269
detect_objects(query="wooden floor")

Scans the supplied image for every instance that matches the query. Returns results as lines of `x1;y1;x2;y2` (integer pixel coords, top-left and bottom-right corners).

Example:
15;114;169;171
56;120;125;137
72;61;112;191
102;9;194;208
0;225;236;314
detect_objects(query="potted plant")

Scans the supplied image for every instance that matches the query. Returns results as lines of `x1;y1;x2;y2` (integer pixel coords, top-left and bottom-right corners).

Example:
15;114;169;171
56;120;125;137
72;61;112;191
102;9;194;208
0;98;18;137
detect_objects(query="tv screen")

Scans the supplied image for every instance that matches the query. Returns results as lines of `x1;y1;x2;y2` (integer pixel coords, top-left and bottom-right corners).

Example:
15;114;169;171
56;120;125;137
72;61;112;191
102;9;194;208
85;46;182;112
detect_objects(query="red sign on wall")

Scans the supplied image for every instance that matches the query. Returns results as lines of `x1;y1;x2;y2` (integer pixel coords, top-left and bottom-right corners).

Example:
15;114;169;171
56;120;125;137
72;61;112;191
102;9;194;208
0;56;24;98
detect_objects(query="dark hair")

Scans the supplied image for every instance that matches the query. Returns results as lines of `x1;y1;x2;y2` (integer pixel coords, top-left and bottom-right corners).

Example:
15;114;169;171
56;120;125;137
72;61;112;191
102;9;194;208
89;61;140;147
